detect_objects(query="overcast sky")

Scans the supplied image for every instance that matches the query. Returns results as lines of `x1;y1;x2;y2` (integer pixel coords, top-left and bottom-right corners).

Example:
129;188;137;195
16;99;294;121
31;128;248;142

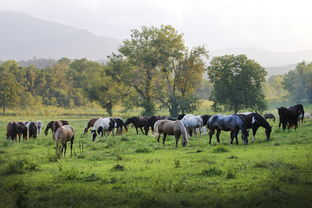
1;0;312;51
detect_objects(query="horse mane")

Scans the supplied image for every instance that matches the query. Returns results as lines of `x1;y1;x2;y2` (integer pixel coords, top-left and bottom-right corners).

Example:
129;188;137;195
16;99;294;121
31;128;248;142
253;113;271;129
177;120;188;144
45;121;54;135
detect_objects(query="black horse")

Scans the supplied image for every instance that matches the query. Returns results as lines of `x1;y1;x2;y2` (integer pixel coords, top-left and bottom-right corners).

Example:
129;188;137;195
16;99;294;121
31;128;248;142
124;116;149;135
293;104;305;124
113;118;128;135
144;116;169;135
277;106;298;130
239;112;272;141
177;114;186;120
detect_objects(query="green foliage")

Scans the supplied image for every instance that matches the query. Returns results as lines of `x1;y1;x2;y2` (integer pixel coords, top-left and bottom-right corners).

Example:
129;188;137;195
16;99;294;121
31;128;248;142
283;61;312;104
201;167;223;176
212;145;229;153
208;54;267;112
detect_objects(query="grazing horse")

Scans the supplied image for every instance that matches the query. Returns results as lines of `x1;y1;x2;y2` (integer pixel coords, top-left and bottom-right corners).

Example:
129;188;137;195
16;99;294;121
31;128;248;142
83;118;99;135
90;117;115;141
35;121;43;135
181;114;203;136
113;118;128;135
207;114;249;145
239;112;272;141
124;116;149;135
264;113;276;122
153;120;188;148
45;120;69;136
53;121;75;157
177;114;186;120
277;106;298;130
7;122;28;141
25;122;37;139
144;116;169;135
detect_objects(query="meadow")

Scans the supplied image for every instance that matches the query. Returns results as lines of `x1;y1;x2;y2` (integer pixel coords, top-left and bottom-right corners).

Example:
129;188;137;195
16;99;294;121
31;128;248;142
0;114;312;208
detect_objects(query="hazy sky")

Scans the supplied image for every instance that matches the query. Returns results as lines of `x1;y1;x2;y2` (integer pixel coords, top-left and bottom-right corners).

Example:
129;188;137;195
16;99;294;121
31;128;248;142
1;0;312;51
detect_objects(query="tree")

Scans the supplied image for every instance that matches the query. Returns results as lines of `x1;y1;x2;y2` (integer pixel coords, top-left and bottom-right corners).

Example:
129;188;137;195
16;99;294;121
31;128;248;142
0;71;22;115
208;54;267;113
107;25;208;116
283;62;312;103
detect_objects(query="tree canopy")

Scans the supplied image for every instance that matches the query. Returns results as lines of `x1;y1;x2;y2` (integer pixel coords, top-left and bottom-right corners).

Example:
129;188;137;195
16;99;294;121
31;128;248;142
208;54;267;113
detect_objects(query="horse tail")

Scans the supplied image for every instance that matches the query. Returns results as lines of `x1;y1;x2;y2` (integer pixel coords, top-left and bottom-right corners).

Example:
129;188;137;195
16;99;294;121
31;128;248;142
153;120;161;137
177;120;188;145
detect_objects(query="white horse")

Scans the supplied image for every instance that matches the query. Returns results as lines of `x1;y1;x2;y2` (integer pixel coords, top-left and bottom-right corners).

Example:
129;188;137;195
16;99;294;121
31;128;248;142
90;117;115;141
35;121;43;135
181;114;203;136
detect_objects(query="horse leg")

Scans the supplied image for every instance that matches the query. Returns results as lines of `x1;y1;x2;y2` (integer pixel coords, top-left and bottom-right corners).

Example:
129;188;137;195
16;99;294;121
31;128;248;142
162;134;167;147
135;127;139;135
63;143;67;157
175;134;180;148
70;137;74;156
140;127;144;134
252;126;259;141
230;131;234;144
216;129;221;144
208;129;215;144
157;135;161;143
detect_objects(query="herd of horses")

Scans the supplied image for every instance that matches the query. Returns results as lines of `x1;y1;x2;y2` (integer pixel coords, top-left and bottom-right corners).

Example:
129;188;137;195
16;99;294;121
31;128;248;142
5;104;306;157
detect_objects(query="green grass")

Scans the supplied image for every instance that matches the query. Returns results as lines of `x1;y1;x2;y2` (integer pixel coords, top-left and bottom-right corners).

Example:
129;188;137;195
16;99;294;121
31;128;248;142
0;116;312;208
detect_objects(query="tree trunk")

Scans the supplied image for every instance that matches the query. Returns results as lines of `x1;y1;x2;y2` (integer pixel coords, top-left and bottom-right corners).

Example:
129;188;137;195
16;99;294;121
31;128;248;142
104;103;113;117
2;105;5;116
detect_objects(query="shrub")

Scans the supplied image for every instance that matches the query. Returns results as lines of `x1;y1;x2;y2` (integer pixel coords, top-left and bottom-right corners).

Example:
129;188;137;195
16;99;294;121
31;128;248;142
212;146;229;153
7;159;27;174
226;171;236;179
174;159;181;168
135;146;151;153
112;164;125;171
201;167;223;176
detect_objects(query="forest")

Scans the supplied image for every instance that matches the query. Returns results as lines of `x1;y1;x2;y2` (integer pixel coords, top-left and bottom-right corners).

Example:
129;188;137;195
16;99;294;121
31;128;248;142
0;25;311;117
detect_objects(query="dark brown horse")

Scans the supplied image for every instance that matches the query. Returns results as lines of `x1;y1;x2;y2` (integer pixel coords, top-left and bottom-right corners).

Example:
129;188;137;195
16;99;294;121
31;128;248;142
83;118;99;134
264;113;275;122
6;122;27;141
277;106;299;130
154;120;188;148
144;116;169;135
45;120;69;136
124;116;149;135
54;121;75;157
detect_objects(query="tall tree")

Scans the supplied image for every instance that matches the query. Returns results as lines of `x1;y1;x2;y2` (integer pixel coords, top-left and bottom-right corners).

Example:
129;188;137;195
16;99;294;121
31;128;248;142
208;54;267;113
283;62;312;103
0;71;22;115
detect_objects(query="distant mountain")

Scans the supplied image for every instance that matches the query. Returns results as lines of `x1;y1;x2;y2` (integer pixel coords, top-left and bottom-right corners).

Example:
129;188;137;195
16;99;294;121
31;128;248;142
211;47;312;76
0;11;121;60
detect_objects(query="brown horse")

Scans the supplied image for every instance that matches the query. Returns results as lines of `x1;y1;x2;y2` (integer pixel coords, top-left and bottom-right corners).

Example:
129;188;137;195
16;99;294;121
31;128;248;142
83;118;99;135
6;122;27;141
154;120;188;148
45;120;69;136
54;121;75;157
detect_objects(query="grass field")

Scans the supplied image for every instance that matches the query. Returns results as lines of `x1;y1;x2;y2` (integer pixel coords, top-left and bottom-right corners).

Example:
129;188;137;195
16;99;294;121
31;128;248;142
0;115;312;208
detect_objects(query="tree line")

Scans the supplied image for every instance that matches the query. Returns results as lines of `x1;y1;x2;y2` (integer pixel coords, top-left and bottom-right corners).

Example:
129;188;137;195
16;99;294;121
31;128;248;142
0;25;277;116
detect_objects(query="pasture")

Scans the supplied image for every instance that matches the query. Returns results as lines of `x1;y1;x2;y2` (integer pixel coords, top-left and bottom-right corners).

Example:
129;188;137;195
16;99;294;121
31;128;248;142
0;115;312;208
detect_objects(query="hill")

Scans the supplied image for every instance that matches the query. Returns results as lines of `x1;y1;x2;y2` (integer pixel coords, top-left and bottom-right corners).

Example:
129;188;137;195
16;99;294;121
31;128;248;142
0;11;121;60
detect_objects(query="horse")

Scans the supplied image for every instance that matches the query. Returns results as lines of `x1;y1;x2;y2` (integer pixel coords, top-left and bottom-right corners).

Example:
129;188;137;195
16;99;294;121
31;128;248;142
277;106;298;130
181;114;203;136
207;114;249;145
113;118;128;135
177;114;186;120
25;122;37;139
199;115;211;135
264;113;276;122
293;104;304;124
45;120;69;136
6;122;27;141
90;117;115;141
239;112;272;141
53;121;75;157
83;118;99;135
144;116;169;135
124;116;149;135
35;121;43;135
153;120;188;148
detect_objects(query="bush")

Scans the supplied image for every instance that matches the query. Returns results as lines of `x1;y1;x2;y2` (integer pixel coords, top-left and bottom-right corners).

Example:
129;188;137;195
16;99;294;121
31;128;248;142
7;159;27;174
226;171;236;179
201;167;223;176
135;146;151;153
212;146;229;153
111;164;125;171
